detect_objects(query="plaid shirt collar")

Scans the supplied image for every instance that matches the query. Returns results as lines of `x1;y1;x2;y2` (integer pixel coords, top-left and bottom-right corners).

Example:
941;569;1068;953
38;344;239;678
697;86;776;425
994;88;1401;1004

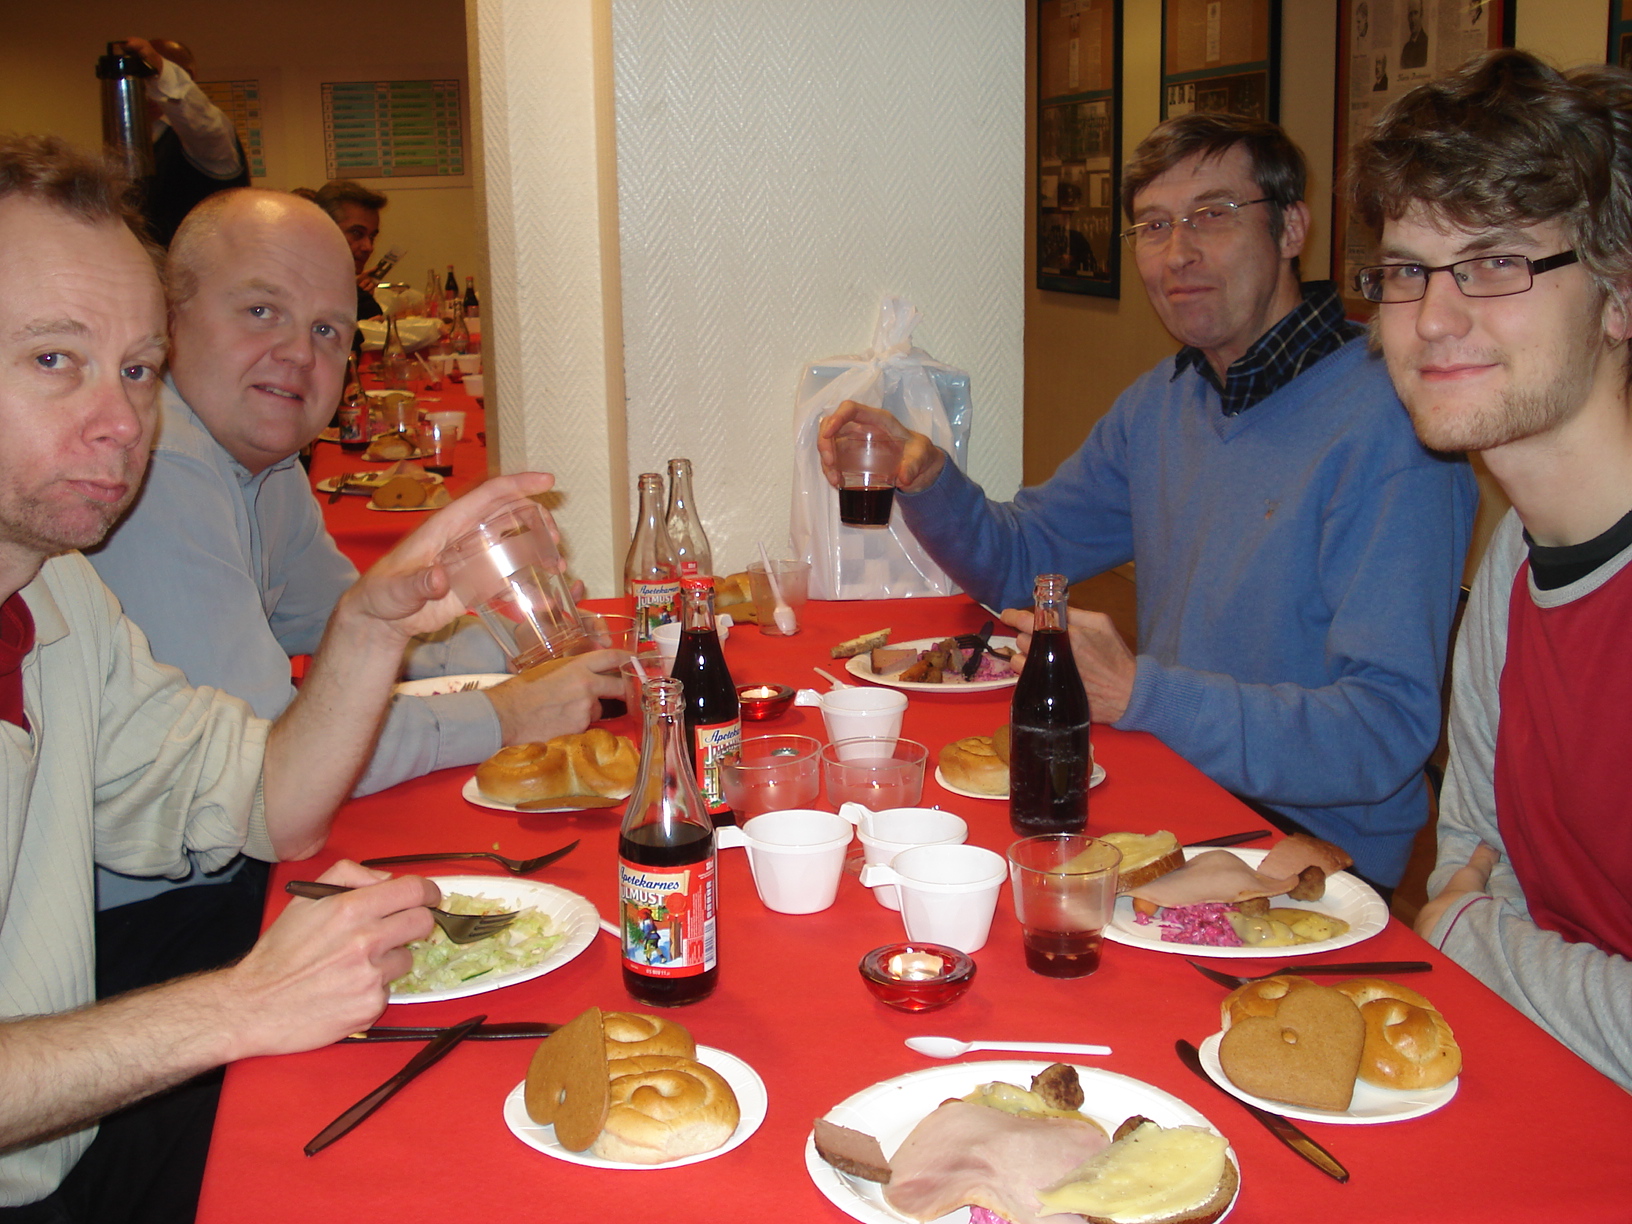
1173;281;1361;416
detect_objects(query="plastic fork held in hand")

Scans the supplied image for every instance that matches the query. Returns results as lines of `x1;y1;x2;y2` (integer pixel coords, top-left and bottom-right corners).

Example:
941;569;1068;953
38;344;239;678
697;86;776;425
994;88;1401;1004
1185;959;1434;990
284;880;519;944
361;840;579;876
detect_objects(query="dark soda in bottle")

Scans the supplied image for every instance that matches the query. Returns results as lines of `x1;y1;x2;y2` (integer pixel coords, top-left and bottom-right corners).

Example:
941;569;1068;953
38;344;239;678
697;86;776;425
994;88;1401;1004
668;575;742;826
1009;573;1091;835
618;677;718;1006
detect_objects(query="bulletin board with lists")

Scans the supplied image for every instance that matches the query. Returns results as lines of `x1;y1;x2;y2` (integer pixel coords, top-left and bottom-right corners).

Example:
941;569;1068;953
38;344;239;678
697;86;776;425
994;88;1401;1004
320;79;466;180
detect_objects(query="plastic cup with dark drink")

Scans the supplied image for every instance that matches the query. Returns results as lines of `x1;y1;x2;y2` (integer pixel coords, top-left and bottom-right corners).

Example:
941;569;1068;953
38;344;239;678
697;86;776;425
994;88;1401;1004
438;499;587;669
422;417;456;477
1006;835;1121;978
834;423;905;526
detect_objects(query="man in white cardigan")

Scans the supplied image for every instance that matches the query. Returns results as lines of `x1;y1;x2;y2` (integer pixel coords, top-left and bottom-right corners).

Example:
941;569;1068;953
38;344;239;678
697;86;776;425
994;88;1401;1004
0;134;547;1219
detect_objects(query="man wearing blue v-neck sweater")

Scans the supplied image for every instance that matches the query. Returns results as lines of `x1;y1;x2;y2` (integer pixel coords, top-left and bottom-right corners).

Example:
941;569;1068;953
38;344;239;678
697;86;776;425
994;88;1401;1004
821;115;1476;889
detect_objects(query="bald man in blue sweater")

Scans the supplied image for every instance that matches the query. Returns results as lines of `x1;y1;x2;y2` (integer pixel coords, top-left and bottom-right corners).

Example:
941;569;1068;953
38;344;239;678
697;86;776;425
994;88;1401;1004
821;115;1475;889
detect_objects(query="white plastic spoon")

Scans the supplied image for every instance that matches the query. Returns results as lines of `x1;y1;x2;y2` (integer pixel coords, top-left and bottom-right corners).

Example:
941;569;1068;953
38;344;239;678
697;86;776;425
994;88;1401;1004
905;1036;1113;1059
757;541;800;635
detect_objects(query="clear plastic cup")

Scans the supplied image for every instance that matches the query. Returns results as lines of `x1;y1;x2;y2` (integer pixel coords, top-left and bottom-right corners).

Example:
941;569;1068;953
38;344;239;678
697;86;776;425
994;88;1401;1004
821;738;928;811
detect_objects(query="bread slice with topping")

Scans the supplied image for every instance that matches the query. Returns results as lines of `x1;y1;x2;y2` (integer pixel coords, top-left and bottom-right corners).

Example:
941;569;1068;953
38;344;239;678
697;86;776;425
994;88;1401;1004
832;628;891;658
1100;830;1184;893
1036;1119;1236;1224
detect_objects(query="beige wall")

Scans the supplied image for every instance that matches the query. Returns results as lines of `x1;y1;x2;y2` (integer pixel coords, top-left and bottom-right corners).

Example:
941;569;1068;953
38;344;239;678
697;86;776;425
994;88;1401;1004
6;0;480;284
1023;0;1614;574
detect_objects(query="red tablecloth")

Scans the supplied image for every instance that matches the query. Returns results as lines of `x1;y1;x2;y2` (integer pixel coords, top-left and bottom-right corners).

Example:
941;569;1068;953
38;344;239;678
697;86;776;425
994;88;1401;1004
306;378;487;572
197;596;1632;1223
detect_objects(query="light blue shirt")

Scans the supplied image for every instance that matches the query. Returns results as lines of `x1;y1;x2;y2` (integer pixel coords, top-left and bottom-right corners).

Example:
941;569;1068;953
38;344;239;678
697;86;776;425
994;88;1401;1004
88;379;506;907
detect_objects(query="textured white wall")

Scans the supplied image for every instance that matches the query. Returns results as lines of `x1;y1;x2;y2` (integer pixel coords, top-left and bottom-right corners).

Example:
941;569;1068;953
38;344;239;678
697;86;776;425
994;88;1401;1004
475;0;1024;595
611;0;1027;579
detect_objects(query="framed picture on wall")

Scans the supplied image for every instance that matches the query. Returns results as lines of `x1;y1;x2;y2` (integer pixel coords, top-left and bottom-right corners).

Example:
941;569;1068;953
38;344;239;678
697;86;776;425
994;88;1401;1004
1160;0;1281;123
1038;0;1123;298
1611;1;1632;67
1332;0;1513;315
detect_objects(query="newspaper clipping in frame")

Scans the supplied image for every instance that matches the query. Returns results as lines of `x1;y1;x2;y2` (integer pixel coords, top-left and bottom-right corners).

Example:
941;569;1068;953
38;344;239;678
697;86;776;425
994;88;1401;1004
1341;0;1499;305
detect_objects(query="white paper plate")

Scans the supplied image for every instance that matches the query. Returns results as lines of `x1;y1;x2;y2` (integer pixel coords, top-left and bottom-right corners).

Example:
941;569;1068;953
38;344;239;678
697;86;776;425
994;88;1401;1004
933;761;1104;800
393;674;510;698
504;1046;767;1168
388;876;599;1004
846;637;1020;692
461;775;631;814
1197;1031;1457;1124
316;470;443;494
806;1060;1238;1224
365;499;446;513
1102;848;1388;959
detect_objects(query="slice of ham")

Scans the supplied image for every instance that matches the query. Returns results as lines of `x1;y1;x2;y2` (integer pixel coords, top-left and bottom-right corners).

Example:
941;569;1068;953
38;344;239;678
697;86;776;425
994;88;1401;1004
1127;849;1312;908
883;1101;1109;1224
1257;832;1353;880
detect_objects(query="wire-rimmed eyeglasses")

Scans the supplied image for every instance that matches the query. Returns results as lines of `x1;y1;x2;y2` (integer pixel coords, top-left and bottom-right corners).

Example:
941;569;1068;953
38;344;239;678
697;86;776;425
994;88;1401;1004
1353;250;1578;303
1120;198;1272;249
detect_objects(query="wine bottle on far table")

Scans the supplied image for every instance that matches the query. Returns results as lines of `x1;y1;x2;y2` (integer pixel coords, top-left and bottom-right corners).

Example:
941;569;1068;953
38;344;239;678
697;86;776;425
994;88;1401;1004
1009;573;1091;836
618;677;718;1007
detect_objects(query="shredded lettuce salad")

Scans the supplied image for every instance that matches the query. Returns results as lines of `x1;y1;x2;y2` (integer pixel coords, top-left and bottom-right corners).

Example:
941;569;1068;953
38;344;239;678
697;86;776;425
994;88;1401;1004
390;891;566;995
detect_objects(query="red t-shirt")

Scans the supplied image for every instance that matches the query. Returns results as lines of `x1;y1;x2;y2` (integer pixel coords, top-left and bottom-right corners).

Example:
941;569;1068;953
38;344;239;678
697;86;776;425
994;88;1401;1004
1495;560;1632;961
0;593;34;733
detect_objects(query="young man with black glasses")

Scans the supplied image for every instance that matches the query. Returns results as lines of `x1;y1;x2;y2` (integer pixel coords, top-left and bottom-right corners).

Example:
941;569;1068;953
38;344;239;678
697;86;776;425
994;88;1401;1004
820;113;1477;891
1351;49;1632;1088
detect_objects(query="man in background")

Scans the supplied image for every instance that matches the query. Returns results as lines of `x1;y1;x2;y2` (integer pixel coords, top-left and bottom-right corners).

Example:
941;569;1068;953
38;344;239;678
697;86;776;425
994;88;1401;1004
315;178;389;319
89;188;623;995
820;113;1476;891
117;35;250;246
1351;49;1632;1088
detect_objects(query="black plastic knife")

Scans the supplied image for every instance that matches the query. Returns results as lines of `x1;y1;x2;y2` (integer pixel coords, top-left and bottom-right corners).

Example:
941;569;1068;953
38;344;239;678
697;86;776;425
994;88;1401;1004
306;1013;485;1155
1174;1039;1349;1183
1184;830;1273;849
342;1021;559;1043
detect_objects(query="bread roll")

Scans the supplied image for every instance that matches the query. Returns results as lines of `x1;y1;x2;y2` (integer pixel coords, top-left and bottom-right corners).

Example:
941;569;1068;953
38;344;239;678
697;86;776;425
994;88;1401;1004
591;1054;741;1164
938;735;1008;795
714;571;754;608
1334;979;1461;1089
603;1011;696;1060
475;729;638;804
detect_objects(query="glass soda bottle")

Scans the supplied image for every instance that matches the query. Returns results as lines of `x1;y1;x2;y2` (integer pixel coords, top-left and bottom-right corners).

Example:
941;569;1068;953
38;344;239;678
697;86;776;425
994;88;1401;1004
422;267;442;318
618;676;718;1006
624;472;680;642
669;574;741;826
380;314;411;391
1008;573;1091;835
665;458;713;579
463;275;480;318
441;264;459;321
337;352;370;451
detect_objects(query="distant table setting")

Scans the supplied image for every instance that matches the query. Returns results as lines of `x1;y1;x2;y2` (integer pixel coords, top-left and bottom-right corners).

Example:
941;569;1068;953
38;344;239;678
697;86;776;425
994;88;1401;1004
197;591;1632;1223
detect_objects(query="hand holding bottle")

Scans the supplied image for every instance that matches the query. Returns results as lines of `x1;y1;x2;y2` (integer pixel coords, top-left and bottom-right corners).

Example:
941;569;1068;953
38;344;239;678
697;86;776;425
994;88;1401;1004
1001;604;1136;725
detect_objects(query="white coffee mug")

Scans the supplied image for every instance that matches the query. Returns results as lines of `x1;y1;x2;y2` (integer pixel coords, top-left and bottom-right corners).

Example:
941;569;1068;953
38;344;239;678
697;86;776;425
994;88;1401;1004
852;807;968;911
860;843;1006;952
819;687;907;746
716;809;853;914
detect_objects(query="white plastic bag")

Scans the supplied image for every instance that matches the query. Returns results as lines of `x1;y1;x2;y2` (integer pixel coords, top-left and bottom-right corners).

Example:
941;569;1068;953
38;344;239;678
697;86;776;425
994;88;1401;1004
791;296;972;600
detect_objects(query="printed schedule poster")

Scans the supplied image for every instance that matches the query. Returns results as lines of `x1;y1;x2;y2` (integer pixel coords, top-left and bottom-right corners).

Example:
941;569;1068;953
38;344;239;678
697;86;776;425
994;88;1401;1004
322;79;465;179
198;80;266;179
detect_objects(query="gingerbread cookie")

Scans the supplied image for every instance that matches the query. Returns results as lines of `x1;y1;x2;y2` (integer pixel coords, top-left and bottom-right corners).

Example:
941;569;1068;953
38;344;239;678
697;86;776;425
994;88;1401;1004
1217;983;1364;1112
524;1005;611;1150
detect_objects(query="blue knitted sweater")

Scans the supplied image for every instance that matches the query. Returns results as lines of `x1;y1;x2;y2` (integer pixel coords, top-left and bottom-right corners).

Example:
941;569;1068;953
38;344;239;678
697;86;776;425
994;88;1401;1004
901;339;1477;885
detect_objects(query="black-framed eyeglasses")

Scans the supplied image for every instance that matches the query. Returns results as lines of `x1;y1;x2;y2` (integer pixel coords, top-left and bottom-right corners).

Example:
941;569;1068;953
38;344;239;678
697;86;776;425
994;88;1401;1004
1120;198;1272;249
1353;250;1579;303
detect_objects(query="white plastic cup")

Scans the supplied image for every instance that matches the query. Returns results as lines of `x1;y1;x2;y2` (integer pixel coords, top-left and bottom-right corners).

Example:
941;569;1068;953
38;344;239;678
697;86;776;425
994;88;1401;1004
716;809;853;914
463;373;485;399
853;807;968;911
860;843;1006;952
819;687;907;744
455;353;482;375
